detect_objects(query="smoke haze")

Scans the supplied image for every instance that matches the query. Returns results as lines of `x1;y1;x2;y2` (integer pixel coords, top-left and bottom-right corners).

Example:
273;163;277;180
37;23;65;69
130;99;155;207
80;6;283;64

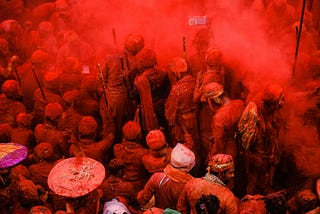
41;0;320;178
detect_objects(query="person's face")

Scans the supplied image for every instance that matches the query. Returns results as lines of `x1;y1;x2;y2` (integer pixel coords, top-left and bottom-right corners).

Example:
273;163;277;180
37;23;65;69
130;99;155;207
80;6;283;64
223;167;235;189
207;95;223;111
225;168;234;181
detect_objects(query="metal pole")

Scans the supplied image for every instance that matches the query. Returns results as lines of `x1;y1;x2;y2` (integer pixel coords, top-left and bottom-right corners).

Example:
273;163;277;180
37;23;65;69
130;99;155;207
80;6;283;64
292;0;307;79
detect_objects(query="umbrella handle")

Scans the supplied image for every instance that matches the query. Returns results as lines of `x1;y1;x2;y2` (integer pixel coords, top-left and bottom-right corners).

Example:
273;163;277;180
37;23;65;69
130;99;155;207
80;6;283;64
66;200;75;214
0;175;6;186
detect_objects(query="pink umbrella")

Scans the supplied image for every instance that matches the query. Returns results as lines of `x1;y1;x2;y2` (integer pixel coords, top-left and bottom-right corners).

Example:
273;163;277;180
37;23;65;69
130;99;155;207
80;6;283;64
48;157;105;198
0;142;28;169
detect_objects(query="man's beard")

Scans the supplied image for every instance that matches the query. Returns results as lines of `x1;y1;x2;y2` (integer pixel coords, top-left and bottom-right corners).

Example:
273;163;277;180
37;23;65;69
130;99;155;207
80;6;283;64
226;178;235;190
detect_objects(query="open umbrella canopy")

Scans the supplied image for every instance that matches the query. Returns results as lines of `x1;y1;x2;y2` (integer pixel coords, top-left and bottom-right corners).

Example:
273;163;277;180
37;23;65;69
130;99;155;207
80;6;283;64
0;142;28;169
48;157;105;198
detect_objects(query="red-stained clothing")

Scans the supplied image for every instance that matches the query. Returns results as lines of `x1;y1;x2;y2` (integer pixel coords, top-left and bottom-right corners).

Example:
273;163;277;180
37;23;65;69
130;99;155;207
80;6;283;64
69;138;113;165
165;75;198;145
11;126;35;150
113;140;149;200
58;107;84;134
17;63;43;112
245;100;283;195
137;164;193;210
197;102;215;170
28;161;56;191
99;175;139;205
33;88;65;124
101;54;129;143
142;147;172;173
187;53;206;79
209;99;245;161
0;94;26;127
113;140;149;181
59;71;83;95
34;123;69;159
133;67;170;131
177;175;239;214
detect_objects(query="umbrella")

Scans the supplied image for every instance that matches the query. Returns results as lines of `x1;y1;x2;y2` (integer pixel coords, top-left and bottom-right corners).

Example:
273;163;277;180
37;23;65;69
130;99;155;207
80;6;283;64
48;157;105;198
0;142;28;169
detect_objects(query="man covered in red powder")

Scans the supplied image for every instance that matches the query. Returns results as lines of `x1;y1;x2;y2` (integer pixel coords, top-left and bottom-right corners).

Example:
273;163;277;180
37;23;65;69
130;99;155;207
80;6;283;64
19;49;53;112
34;102;69;160
76;74;101;120
33;71;65;125
194;48;226;91
177;153;239;214
121;33;145;121
99;159;139;211
201;81;246;196
202;82;245;164
58;56;83;95
0;79;26;128
113;120;149;202
11;112;35;151
134;48;170;133
187;28;211;79
29;21;58;62
165;56;201;176
0;19;25;59
99;33;145;144
193;48;228;171
142;129;172;174
137;142;195;211
10;164;48;213
165;57;198;148
239;84;285;195
69;116;113;165
28;142;65;212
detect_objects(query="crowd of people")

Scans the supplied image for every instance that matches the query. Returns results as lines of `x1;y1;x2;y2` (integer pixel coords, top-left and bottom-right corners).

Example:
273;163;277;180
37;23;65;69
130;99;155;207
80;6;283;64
0;0;319;213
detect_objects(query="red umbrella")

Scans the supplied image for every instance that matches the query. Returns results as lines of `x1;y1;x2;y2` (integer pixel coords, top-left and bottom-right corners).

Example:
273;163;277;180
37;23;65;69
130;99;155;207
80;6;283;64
0;142;28;169
48;157;105;198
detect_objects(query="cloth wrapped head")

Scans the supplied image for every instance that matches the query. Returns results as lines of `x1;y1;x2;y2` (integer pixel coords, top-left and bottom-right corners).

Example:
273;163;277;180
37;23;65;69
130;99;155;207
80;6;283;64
170;143;195;172
207;153;234;172
16;112;32;128
136;48;157;69
62;90;80;105
202;82;224;100
34;142;54;160
125;33;145;56
103;198;131;214
43;72;60;90
1;80;20;98
146;130;166;151
30;49;49;66
122;121;141;141
28;205;52;214
169;57;187;74
45;102;63;120
78;116;98;136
